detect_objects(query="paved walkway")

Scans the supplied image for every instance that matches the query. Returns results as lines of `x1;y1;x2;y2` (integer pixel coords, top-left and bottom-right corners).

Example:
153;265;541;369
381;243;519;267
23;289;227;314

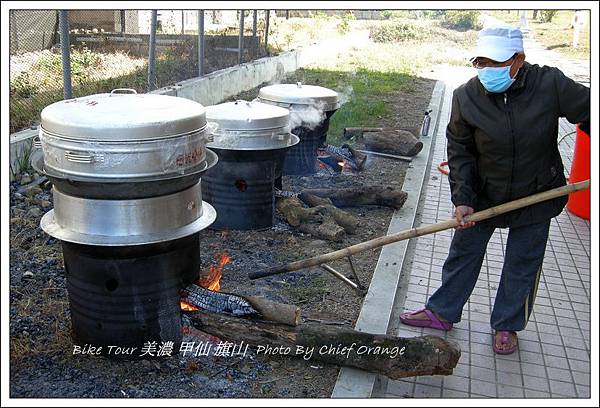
385;34;590;399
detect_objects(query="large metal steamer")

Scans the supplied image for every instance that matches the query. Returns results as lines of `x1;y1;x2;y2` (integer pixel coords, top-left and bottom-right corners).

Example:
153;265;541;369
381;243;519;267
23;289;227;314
33;89;217;355
202;100;299;230
257;83;339;179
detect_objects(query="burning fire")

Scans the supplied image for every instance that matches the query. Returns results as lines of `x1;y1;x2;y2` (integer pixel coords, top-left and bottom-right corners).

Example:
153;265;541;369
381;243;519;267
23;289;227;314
180;253;231;311
180;299;199;312
199;253;231;292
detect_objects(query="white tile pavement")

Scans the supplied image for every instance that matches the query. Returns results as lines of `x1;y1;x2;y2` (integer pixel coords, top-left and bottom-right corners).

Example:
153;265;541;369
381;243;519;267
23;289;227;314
384;62;591;399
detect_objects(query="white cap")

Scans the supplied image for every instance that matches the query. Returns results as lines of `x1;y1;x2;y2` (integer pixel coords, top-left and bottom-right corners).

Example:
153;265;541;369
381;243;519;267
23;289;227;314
472;25;524;62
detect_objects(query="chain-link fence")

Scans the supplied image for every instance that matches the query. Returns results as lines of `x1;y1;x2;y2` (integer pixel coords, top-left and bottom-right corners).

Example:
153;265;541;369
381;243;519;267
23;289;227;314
9;9;271;134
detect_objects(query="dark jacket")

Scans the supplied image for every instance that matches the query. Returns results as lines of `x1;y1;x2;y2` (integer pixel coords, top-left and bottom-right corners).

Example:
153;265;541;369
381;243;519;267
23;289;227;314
446;62;590;228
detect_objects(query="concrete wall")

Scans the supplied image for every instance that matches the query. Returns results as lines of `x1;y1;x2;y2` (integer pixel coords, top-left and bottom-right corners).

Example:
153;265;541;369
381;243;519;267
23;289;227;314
69;10;116;31
9;128;38;180
159;30;368;106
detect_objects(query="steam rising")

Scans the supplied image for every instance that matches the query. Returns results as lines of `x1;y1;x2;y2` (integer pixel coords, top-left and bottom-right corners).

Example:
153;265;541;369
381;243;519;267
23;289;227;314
288;102;327;130
257;80;355;131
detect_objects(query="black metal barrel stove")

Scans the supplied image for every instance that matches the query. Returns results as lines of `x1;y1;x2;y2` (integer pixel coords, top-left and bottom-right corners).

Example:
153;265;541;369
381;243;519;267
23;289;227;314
202;100;299;230
32;89;217;356
257;83;339;180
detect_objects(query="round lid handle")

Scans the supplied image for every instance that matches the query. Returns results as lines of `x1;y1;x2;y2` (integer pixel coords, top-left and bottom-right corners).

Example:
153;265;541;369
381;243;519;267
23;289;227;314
110;88;138;96
296;82;302;88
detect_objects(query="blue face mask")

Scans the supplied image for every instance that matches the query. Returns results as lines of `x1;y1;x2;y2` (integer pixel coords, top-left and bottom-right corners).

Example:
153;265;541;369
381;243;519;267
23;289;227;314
477;65;515;93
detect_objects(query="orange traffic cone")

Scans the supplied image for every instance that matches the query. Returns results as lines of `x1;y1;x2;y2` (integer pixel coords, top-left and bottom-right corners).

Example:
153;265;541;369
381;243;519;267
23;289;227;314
566;124;590;220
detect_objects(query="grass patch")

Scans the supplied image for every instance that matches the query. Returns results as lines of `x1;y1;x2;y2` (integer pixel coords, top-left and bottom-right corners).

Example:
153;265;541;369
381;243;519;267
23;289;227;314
281;23;475;145
284;276;328;302
285;66;415;146
10;282;72;366
9;143;34;180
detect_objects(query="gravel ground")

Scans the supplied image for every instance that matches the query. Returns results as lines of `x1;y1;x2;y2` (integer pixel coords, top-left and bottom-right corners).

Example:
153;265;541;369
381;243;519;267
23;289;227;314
9;77;435;399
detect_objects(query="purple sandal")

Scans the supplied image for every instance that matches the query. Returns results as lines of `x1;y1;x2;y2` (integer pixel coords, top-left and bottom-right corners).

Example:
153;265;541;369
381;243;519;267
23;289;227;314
399;308;453;331
493;331;518;355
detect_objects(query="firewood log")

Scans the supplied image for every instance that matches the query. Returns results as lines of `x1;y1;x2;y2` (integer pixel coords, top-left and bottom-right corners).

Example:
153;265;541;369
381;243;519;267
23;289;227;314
245;296;302;326
182;284;301;326
298;193;359;234
276;196;346;241
363;129;423;157
298;215;345;242
186;310;461;379
301;186;408;209
181;285;258;316
276;196;320;227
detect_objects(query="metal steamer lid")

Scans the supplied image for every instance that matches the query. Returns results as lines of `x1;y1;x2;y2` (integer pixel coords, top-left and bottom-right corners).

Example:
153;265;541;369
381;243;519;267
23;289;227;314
257;82;339;111
206;100;299;150
40;89;207;141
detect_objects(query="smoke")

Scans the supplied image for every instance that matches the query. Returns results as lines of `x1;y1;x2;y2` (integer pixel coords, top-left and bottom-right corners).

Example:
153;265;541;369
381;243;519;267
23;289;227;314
287;84;354;130
337;84;354;106
288;102;327;130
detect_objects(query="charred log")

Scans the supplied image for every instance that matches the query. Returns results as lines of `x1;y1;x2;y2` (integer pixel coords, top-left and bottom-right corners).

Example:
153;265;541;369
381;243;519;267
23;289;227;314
300;186;408;210
187;310;461;379
181;285;258;317
321;144;367;171
182;284;301;326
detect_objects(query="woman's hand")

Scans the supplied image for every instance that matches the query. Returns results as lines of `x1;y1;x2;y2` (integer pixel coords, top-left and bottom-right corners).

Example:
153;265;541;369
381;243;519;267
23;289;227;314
455;205;475;229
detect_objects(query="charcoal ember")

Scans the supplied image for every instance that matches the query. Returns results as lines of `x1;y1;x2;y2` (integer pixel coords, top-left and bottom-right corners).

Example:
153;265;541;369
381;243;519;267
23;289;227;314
181;285;259;317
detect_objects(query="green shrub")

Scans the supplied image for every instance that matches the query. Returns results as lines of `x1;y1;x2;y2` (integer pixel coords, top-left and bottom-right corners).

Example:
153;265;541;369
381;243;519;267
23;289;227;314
444;10;482;30
34;46;102;84
421;10;447;19
34;52;62;73
381;10;412;20
337;11;355;35
538;10;558;23
10;72;39;98
369;22;424;43
382;10;446;20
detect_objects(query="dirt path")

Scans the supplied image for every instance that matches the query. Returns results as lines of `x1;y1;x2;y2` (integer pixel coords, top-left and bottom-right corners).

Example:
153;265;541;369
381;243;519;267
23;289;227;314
9;50;436;400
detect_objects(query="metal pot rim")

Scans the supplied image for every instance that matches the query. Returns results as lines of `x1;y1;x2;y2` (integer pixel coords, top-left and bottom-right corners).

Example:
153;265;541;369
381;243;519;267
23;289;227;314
40;124;209;143
257;83;339;111
206;133;300;151
31;148;218;183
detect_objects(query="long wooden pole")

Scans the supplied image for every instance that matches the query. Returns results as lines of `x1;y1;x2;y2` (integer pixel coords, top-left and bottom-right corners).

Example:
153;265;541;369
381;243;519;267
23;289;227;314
356;149;413;162
249;180;590;280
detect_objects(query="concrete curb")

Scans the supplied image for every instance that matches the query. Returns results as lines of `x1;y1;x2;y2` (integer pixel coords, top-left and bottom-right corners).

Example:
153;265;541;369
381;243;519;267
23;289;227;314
9;128;39;179
331;80;446;398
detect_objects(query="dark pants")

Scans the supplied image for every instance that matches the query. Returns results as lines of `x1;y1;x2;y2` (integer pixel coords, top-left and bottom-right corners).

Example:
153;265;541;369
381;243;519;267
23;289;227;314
426;219;551;331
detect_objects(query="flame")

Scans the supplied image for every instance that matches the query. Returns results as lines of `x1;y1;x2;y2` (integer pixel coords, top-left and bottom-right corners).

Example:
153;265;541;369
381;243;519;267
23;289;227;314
180;253;231;312
198;253;231;292
180;299;199;312
338;161;346;168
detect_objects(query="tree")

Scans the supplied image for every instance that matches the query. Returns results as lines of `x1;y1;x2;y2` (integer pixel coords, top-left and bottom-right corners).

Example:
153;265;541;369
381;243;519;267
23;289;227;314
539;10;558;23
